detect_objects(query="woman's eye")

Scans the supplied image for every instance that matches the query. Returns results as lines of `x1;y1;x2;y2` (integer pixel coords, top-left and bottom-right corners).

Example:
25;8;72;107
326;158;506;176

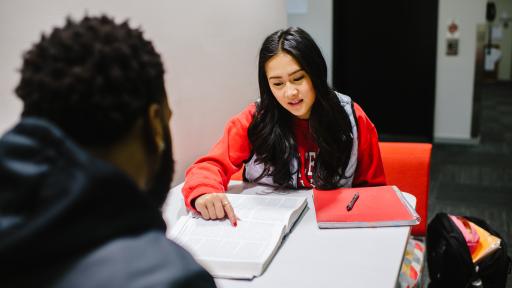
293;75;304;82
272;82;283;87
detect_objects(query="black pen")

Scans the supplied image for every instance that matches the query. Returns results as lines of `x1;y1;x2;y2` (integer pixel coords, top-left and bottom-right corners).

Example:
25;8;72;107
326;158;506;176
346;192;359;211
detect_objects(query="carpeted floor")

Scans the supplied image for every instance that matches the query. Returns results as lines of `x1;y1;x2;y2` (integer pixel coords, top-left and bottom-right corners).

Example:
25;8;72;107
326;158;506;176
426;82;512;287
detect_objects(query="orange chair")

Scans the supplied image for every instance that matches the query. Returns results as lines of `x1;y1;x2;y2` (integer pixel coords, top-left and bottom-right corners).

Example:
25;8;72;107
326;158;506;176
378;142;432;236
381;142;431;288
231;142;432;236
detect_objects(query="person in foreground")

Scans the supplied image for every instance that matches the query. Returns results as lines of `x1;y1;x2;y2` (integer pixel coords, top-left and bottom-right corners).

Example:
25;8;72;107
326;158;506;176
183;27;387;226
0;16;216;287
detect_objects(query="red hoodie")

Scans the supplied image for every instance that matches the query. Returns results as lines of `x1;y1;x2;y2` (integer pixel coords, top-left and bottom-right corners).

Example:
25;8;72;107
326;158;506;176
182;102;386;211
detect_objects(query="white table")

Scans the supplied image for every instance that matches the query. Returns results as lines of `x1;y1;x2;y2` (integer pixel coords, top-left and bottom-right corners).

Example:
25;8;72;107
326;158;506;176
163;181;415;288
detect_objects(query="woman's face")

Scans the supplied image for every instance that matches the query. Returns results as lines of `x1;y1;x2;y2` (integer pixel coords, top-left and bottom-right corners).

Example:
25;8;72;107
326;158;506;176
265;52;316;119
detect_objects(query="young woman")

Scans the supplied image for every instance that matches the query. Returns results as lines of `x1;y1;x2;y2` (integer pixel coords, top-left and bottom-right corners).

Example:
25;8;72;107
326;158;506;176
182;27;386;226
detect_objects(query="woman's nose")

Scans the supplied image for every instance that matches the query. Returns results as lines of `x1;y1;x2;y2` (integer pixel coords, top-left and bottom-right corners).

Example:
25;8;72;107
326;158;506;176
284;84;298;98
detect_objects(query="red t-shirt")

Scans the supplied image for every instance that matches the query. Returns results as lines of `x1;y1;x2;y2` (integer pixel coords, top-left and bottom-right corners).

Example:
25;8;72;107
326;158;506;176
293;118;317;188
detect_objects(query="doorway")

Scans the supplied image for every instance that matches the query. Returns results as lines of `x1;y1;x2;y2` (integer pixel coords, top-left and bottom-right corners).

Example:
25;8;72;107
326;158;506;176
333;1;438;141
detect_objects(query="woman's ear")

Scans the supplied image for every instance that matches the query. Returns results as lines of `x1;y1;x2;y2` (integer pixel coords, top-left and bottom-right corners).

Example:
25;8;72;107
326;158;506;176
147;103;165;154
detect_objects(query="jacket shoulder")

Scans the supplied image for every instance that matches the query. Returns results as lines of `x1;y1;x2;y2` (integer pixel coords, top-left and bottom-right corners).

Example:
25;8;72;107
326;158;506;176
54;231;216;288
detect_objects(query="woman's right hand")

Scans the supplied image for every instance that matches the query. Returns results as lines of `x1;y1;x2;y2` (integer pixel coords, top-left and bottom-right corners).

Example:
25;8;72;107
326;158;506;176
194;193;238;227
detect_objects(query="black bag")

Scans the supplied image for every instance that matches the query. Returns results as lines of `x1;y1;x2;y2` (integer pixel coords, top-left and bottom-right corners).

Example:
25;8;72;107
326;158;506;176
427;212;511;288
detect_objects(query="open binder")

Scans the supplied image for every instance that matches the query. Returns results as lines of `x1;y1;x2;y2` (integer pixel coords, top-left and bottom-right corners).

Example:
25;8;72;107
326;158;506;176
313;185;420;228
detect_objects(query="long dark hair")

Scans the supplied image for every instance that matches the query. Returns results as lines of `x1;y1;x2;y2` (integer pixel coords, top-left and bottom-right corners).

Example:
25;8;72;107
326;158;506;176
247;27;353;189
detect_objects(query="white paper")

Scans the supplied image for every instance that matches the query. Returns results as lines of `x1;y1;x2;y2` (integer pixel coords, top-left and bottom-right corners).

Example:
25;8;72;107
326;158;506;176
169;193;307;279
171;216;285;279
227;194;304;228
173;218;281;260
485;48;502;71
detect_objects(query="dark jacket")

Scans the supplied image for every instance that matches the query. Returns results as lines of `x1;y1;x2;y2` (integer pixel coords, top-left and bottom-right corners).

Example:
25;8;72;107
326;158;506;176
0;117;216;288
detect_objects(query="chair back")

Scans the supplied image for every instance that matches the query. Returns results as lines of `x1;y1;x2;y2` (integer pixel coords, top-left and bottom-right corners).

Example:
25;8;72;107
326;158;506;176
379;142;432;236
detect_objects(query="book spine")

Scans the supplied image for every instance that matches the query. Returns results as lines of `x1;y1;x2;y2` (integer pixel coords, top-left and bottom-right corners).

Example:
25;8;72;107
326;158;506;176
392;186;421;224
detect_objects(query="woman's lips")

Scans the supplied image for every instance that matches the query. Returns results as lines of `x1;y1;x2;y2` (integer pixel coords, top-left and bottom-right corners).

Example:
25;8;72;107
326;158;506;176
288;99;303;106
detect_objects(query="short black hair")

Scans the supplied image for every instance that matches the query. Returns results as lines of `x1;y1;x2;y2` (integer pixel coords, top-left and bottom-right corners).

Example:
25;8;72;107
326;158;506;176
15;15;166;146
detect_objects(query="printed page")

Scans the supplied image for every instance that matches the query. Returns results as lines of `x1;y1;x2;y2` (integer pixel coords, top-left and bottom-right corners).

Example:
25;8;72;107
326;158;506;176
227;194;307;232
171;216;285;279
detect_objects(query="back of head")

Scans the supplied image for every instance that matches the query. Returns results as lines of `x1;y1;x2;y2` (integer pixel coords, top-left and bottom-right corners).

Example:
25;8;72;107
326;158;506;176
15;15;166;146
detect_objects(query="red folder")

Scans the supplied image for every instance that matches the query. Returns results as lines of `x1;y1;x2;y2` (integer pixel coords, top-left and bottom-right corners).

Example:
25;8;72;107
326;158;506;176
313;185;420;228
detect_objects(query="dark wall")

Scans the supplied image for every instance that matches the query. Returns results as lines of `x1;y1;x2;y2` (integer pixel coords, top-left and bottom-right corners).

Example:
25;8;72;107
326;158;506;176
333;1;438;141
